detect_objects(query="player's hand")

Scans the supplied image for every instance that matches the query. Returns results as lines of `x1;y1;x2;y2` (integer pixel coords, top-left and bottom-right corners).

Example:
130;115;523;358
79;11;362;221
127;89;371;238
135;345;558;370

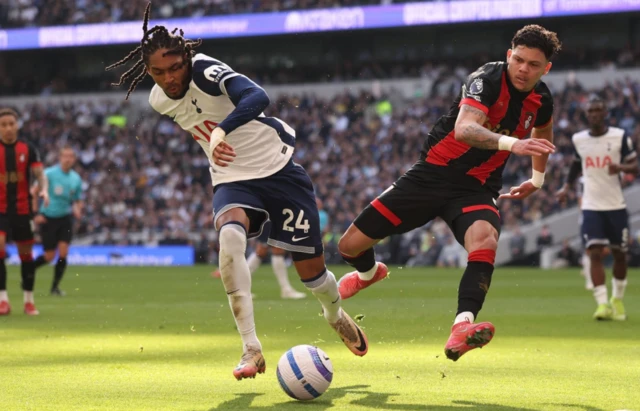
209;128;235;167
499;180;539;200
40;189;50;207
33;214;47;225
73;207;82;219
555;184;571;203
211;141;236;167
608;163;621;175
511;139;555;157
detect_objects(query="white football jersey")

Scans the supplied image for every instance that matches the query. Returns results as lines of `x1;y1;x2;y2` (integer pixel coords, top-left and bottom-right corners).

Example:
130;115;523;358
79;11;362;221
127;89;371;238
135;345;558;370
572;126;637;211
149;53;295;186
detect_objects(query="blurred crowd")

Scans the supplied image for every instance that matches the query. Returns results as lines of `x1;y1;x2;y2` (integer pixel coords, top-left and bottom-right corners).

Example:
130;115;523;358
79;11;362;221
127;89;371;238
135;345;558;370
2;47;639;97
13;74;639;265
2;0;406;28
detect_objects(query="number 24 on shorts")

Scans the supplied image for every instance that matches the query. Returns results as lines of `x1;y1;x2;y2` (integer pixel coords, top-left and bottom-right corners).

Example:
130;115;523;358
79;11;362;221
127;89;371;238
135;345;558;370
282;209;310;233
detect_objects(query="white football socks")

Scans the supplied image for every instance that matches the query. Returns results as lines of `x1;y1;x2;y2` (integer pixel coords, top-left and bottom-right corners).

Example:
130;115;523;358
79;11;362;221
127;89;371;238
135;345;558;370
612;278;627;300
304;270;342;323
357;262;379;281
218;224;261;352
246;252;262;275
593;285;608;305
271;255;293;292
454;311;474;325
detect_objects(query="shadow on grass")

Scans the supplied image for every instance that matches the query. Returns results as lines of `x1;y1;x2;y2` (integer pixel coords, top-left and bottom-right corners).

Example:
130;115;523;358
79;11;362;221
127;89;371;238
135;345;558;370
206;385;544;410
541;404;605;411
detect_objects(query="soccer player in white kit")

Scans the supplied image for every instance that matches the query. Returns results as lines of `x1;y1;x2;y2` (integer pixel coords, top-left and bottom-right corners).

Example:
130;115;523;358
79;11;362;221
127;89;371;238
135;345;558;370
106;3;368;381
557;95;638;320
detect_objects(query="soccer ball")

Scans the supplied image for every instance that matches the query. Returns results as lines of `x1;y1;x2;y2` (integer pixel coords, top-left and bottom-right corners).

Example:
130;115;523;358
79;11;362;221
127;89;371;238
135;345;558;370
276;345;333;401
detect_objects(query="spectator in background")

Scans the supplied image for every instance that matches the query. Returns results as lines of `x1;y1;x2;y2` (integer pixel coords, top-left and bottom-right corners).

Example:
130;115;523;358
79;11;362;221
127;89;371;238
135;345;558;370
537;224;553;248
436;235;465;268
536;224;554;266
509;227;526;263
553;239;580;268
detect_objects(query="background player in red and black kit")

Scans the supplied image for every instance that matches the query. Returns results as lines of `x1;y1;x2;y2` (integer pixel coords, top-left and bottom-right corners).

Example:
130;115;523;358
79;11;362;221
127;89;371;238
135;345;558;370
336;25;562;361
0;108;49;316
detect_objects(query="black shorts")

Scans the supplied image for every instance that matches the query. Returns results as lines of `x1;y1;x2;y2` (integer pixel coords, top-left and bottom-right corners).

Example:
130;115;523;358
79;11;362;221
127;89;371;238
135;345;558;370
41;215;73;251
354;161;501;246
0;214;35;243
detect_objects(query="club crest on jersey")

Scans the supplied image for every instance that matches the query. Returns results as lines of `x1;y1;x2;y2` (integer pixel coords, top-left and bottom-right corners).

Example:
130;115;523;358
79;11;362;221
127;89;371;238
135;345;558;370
55;185;64;195
191;99;202;114
469;78;483;95
19;153;25;163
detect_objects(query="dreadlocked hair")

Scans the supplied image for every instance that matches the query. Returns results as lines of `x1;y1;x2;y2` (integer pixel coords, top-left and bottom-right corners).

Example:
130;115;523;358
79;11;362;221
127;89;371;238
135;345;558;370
105;2;202;100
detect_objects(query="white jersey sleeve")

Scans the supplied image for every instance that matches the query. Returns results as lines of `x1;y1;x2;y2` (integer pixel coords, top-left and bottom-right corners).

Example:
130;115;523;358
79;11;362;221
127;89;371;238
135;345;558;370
621;131;637;163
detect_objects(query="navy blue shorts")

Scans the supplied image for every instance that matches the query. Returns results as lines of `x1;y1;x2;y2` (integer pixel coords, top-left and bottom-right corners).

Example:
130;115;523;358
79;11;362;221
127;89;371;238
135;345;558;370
213;161;322;255
581;209;629;252
257;221;271;244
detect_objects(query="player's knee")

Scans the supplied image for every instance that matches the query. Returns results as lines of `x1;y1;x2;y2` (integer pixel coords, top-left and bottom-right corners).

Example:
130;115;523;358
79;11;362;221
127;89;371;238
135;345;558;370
337;230;360;257
219;223;247;258
588;246;604;261
44;251;56;262
291;252;325;278
255;243;269;258
465;221;498;252
270;246;286;256
612;249;627;263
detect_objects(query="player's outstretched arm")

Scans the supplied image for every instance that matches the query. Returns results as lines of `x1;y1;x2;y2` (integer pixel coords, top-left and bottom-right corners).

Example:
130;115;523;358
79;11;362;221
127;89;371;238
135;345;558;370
531;119;554;181
454;104;555;156
499;120;556;201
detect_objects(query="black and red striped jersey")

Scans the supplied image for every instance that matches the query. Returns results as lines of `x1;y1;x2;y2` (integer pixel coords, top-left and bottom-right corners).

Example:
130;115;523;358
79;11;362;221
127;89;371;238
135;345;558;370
0;140;42;215
422;61;554;195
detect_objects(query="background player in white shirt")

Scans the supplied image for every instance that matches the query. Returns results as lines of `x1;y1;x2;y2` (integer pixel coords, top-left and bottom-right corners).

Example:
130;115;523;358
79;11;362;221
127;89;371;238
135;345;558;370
557;95;638;320
576;176;594;290
105;3;367;381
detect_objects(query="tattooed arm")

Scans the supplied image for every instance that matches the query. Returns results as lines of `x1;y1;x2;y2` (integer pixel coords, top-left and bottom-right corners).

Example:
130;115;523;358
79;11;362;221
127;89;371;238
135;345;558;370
453;104;501;150
454;103;555;157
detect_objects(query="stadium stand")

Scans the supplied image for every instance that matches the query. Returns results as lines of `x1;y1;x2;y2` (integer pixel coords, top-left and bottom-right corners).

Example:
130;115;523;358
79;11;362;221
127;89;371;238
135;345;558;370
3;0;402;28
9;74;638;265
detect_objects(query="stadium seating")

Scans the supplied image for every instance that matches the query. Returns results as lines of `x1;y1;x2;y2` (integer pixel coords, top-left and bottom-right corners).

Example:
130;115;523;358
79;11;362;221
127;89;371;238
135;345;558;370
13;76;638;265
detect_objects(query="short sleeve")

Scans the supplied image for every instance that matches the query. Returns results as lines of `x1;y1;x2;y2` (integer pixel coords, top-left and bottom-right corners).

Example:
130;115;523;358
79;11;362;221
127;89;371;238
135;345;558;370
73;175;83;201
459;64;501;115
534;92;554;128
621;131;637;162
28;143;42;168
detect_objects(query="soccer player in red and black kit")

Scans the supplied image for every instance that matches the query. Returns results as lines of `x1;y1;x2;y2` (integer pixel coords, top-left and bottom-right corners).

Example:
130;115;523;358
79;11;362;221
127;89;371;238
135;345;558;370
336;25;561;361
0;108;49;316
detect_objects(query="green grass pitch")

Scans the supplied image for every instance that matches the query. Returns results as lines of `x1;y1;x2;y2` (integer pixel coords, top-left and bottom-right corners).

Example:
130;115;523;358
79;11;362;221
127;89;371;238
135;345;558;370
1;264;639;411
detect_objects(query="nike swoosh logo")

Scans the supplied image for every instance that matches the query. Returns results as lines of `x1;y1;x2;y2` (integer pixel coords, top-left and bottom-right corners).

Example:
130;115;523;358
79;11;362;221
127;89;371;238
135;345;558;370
331;296;340;304
291;236;309;242
354;326;367;353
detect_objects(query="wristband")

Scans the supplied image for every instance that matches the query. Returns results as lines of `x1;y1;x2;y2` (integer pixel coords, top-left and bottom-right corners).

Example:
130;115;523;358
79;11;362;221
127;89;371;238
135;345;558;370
210;127;227;149
498;136;518;151
531;169;545;188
